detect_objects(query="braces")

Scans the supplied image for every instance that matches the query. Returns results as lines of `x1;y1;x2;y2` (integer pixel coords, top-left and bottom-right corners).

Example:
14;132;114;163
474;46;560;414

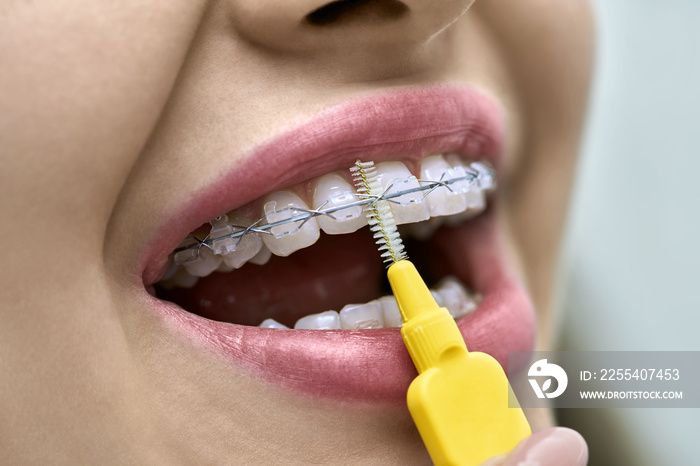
172;161;494;266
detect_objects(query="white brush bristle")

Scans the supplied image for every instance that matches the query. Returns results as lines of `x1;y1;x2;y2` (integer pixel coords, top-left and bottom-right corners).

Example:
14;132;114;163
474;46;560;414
351;160;407;265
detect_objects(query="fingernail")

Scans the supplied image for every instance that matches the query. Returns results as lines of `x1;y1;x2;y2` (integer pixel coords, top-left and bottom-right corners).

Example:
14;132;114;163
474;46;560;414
502;427;588;466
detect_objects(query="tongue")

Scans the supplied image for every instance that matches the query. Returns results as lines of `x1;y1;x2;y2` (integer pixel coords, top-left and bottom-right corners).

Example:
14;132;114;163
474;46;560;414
157;230;385;327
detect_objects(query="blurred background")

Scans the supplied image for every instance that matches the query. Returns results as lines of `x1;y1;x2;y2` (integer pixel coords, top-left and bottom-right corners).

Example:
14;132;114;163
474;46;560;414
558;1;700;464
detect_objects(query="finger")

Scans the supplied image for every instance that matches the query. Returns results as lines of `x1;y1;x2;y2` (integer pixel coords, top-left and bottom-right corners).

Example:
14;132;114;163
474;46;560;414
480;427;588;466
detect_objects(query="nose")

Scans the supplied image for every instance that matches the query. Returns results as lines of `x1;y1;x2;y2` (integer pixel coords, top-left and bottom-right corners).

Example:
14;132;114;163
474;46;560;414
228;0;475;53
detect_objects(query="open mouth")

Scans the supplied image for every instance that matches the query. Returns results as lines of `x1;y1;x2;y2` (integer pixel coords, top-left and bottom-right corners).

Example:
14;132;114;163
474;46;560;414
156;154;493;330
138;86;535;402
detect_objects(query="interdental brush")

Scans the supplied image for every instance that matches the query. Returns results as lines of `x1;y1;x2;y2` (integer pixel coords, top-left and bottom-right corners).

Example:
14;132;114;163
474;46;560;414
351;159;531;466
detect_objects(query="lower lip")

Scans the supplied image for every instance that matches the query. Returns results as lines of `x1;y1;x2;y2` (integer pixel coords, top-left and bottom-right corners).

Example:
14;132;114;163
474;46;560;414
146;209;535;403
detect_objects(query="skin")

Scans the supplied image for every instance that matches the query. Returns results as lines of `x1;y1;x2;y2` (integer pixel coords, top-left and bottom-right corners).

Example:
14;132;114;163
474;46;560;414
0;0;593;464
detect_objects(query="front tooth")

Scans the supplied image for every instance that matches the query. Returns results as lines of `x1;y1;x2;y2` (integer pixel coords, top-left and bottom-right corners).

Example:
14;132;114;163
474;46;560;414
259;318;289;329
313;173;367;235
339;301;384;329
436;276;478;319
420;155;468;217
219;216;263;269
379;296;403;328
294;310;341;330
183;247;221;277
261;191;320;257
374;162;430;225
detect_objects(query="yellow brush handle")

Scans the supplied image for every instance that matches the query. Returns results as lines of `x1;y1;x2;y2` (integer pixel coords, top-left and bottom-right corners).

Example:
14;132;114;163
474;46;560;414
388;260;531;466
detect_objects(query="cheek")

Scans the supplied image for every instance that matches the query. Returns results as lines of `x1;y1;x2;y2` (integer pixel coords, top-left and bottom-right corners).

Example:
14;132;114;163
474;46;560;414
1;2;207;270
473;0;595;321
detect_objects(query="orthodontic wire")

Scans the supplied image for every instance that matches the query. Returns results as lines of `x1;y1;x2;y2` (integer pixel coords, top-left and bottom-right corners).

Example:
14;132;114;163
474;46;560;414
173;164;494;262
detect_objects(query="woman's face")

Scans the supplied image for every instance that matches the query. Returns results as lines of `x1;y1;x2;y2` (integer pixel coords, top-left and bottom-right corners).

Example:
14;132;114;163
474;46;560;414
1;0;592;463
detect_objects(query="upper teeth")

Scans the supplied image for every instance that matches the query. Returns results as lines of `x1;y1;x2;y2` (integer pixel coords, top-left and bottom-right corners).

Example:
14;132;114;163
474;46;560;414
160;154;494;287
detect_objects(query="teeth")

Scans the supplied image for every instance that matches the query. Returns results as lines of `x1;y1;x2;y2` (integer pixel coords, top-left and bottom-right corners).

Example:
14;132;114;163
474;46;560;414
167;155;495;284
259;318;289;329
294;310;341;330
160;262;479;328
284;278;478;330
339;301;384;329
261;191;321;257
159;156;491;334
420;155;468;217
374;161;430;225
313;173;367;235
379;296;403;327
183;247;221;277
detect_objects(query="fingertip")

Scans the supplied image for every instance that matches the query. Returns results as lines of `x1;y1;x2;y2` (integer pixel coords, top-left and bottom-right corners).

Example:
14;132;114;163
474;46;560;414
500;427;588;466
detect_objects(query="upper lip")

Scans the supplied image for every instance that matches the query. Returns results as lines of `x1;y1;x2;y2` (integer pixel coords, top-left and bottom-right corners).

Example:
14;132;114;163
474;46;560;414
137;84;534;403
140;85;504;285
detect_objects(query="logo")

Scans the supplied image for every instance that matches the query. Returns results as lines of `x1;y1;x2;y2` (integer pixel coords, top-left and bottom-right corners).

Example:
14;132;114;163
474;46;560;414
528;359;568;399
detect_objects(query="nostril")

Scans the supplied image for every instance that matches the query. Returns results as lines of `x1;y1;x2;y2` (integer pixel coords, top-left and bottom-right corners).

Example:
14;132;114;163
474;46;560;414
305;0;408;26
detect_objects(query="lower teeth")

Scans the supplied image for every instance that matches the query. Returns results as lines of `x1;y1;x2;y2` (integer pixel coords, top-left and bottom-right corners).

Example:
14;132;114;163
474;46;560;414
257;276;480;330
